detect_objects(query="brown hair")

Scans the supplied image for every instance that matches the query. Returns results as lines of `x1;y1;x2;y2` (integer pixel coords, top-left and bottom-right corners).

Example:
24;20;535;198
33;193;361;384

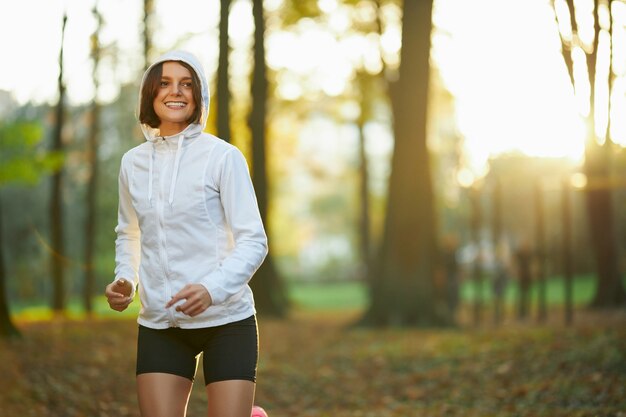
139;61;203;129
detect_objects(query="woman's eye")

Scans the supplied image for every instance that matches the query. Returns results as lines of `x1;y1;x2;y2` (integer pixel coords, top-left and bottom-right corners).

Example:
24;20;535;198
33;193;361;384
182;82;192;88
160;81;169;87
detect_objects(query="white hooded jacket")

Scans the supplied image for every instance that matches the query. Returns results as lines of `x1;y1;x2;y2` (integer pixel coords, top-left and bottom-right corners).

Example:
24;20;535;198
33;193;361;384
113;50;268;329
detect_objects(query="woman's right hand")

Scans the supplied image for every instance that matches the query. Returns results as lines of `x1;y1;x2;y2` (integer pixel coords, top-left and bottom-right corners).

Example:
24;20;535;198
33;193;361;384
105;279;134;312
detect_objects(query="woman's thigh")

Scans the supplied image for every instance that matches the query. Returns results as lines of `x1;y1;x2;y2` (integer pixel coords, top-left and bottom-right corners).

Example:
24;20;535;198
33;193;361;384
206;379;256;417
137;373;193;417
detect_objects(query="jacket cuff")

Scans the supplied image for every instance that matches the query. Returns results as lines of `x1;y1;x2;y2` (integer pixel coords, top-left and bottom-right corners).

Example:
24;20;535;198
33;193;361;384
200;275;228;306
113;276;137;299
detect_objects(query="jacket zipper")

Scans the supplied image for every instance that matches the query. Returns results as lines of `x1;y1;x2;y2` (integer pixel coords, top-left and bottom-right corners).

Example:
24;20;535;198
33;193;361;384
157;148;178;327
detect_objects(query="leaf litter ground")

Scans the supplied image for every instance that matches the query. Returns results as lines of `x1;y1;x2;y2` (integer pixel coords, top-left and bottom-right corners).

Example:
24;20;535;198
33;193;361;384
0;309;624;417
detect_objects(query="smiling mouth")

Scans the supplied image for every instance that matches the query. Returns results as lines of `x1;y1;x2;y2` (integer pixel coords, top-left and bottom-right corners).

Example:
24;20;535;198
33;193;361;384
165;101;187;108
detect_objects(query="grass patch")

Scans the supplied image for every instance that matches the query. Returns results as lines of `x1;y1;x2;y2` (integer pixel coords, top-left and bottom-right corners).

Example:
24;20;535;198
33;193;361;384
7;274;615;321
288;274;604;312
461;274;601;306
288;280;368;311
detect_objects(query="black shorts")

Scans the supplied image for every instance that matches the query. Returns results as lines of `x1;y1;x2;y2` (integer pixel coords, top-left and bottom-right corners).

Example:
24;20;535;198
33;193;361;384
136;315;258;385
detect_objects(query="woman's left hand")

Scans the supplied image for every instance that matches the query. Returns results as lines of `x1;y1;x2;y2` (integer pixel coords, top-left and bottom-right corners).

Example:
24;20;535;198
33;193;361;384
166;284;213;317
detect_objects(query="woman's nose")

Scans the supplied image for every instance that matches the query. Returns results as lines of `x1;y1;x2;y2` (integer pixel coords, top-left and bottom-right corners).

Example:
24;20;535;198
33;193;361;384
170;83;182;95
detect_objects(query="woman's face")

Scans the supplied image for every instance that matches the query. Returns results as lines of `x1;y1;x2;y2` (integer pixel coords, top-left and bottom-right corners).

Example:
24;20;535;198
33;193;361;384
153;61;197;136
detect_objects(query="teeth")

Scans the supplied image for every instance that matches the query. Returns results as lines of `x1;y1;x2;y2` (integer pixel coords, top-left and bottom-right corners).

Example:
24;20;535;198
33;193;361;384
165;102;186;108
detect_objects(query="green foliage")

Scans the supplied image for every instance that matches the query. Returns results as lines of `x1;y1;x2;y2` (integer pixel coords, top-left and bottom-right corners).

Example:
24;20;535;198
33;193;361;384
0;120;63;186
280;0;322;25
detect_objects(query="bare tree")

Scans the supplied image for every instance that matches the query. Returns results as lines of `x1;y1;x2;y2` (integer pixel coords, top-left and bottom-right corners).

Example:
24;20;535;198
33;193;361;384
361;0;450;326
0;194;19;337
50;13;68;314
552;0;626;307
143;0;154;69
356;74;372;281
217;0;232;142
354;0;388;283
83;4;103;315
248;0;288;316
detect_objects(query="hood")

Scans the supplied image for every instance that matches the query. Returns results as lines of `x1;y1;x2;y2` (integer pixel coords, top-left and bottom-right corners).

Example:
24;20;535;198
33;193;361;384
137;50;210;142
137;50;210;207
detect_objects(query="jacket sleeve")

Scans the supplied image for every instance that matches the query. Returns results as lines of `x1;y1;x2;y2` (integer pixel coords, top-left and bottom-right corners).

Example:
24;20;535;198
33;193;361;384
200;148;268;305
113;152;141;297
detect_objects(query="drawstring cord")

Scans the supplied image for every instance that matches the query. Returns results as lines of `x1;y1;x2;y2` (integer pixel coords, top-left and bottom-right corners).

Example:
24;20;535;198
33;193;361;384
168;134;184;206
147;133;186;207
148;144;155;206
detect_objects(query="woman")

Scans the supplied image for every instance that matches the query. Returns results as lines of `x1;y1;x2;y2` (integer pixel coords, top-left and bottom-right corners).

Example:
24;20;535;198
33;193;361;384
105;50;268;417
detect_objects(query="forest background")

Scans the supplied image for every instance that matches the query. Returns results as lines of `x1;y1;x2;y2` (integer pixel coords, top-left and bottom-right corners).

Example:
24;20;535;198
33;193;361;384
0;0;626;415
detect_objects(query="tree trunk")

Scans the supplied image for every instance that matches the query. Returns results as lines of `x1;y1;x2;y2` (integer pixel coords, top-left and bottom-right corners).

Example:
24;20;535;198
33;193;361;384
491;179;506;325
217;0;232;142
248;0;288;316
0;193;20;338
358;0;385;293
143;0;154;69
470;187;483;325
552;0;626;308
50;13;67;314
357;110;371;281
562;179;574;324
83;5;102;315
355;73;374;282
534;181;547;321
585;143;625;307
582;0;625;308
361;0;449;326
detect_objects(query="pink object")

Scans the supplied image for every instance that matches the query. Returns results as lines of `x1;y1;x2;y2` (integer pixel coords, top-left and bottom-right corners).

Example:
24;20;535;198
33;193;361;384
251;405;268;417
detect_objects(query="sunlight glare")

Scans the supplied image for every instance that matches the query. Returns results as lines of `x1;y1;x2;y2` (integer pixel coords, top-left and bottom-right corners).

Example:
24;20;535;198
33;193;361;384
573;46;591;116
570;172;588;189
318;0;338;14
353;1;377;25
554;0;573;43
574;0;596;51
363;33;384;74
433;0;586;174
328;6;351;33
268;19;354;97
275;72;303;101
610;77;626;145
228;0;254;43
379;2;402;70
340;34;369;69
599;2;612;30
456;168;476;189
379;28;401;67
613;2;626;75
265;0;284;13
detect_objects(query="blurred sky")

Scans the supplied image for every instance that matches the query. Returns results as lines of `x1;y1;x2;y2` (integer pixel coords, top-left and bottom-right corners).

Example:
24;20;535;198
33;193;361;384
3;0;624;174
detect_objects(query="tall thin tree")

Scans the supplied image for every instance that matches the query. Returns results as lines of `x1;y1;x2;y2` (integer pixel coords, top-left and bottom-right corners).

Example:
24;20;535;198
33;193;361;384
143;0;154;70
248;0;288;316
552;0;626;307
361;0;449;326
355;0;388;283
83;5;103;315
356;75;372;281
50;13;68;314
217;0;232;142
0;193;19;337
